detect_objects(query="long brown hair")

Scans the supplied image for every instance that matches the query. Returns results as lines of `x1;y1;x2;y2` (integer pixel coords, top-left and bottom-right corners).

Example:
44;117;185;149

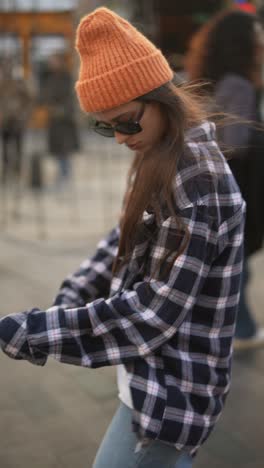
113;78;207;276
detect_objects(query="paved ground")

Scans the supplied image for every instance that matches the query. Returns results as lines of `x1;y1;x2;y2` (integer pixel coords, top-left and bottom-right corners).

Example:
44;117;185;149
0;132;264;467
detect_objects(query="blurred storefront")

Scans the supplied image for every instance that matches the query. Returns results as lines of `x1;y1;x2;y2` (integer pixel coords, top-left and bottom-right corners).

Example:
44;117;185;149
2;1;258;94
0;1;260;78
0;1;78;127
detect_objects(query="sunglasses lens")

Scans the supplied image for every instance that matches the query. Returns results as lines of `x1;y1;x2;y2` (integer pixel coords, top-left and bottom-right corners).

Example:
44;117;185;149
93;123;115;137
93;118;143;137
116;122;142;135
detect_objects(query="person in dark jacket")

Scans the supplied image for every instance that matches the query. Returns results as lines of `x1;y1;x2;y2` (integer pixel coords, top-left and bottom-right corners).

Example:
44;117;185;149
0;8;245;467
0;61;33;184
43;53;79;188
184;8;264;350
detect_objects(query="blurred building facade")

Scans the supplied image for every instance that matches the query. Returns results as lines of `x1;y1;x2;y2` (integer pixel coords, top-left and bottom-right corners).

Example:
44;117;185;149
0;1;260;97
0;0;261;127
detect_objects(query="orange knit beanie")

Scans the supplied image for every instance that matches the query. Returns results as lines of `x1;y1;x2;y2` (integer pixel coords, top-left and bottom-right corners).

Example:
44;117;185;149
75;7;173;113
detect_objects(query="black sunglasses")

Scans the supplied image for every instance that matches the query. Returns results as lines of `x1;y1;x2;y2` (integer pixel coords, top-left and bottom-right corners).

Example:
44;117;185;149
93;103;145;138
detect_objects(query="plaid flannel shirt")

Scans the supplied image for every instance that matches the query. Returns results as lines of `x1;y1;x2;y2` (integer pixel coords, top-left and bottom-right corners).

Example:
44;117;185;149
0;122;245;455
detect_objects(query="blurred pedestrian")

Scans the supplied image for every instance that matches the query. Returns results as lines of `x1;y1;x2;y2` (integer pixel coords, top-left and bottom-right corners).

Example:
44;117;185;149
184;8;264;350
0;60;33;184
42;53;79;189
0;8;245;467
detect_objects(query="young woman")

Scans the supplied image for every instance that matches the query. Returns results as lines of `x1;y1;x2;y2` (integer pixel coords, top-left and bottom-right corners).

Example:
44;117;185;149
184;8;264;350
0;8;245;467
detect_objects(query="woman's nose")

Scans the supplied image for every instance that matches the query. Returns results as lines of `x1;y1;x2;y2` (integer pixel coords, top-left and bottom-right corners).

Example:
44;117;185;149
114;131;130;145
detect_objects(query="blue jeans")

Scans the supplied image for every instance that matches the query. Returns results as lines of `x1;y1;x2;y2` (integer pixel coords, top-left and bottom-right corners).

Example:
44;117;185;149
93;403;193;468
57;156;71;181
235;258;257;339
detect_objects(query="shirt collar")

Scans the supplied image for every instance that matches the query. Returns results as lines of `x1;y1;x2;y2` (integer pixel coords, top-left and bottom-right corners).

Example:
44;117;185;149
185;121;216;143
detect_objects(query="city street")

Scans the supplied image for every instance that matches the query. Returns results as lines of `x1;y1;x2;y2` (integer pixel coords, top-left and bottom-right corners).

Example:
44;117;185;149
0;133;264;467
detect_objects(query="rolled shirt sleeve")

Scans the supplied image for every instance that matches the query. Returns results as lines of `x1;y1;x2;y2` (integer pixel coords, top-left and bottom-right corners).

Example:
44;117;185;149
0;312;47;365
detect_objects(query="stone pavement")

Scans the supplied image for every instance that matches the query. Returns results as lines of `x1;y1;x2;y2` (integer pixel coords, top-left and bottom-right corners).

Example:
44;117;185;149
0;132;264;467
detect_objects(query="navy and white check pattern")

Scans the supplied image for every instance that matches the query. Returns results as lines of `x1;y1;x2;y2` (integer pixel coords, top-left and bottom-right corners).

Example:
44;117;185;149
0;122;245;455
